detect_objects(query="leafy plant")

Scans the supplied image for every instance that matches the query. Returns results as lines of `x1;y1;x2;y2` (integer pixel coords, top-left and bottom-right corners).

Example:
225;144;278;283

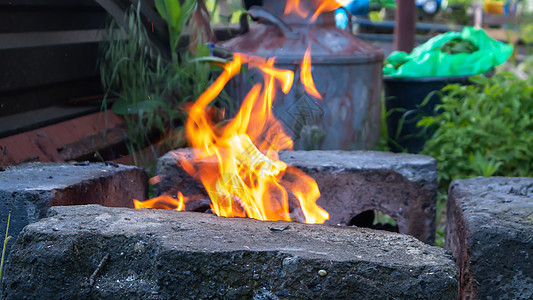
100;1;214;173
417;72;533;246
418;72;533;188
435;3;470;26
520;22;533;44
155;0;196;61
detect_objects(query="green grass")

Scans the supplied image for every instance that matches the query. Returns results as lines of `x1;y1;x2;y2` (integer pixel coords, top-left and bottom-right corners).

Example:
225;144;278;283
0;210;12;281
99;2;216;175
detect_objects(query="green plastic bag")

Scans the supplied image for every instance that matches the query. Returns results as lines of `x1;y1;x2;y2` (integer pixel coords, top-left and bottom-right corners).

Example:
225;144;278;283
383;27;514;78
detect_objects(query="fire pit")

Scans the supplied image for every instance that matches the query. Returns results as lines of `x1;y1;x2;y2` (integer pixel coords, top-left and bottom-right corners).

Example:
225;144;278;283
131;0;435;244
153;148;438;244
0;1;453;298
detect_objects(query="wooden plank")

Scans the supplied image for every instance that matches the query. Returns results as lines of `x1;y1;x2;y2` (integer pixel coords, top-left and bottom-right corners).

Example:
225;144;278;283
57;126;127;161
0;104;102;138
112;141;169;167
0;0;100;7
0;0;120;133
0;78;103;118
0;9;107;34
93;0;129;29
0;30;106;49
0;42;100;91
483;28;520;44
0;111;126;165
483;14;518;26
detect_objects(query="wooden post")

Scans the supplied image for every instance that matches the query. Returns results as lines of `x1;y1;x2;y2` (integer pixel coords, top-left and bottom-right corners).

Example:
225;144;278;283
473;1;484;28
393;0;416;52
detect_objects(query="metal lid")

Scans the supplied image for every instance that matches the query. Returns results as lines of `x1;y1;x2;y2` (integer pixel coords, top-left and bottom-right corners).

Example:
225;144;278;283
216;7;384;65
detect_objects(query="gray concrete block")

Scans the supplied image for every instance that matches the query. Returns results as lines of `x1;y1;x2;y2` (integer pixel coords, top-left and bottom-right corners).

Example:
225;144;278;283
447;177;533;299
155;149;438;244
0;162;148;257
2;205;458;299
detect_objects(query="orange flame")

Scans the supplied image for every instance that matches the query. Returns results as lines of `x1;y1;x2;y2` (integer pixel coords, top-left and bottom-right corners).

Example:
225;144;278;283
283;0;344;22
134;193;185;211
310;1;345;22
284;0;310;18
135;53;328;224
134;1;333;224
301;45;322;99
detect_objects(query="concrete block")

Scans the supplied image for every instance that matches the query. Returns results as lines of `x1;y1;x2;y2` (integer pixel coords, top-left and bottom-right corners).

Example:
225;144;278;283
0;162;148;256
2;205;457;299
447;177;533;299
155;149;438;244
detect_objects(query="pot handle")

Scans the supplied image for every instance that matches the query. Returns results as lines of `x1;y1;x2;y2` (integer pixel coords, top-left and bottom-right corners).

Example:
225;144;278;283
247;6;300;40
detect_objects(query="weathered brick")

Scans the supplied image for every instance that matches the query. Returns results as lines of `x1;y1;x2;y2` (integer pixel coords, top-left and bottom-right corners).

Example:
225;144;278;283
447;177;533;299
0;162;148;256
2;205;457;299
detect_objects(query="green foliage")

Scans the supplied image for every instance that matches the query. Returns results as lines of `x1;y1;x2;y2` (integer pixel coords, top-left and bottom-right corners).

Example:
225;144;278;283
435;191;447;247
100;2;214;172
518;55;533;76
446;0;474;7
435;5;469;26
418;73;533;188
518;14;533;45
369;0;396;10
155;0;196;60
521;23;533;44
374;91;391;152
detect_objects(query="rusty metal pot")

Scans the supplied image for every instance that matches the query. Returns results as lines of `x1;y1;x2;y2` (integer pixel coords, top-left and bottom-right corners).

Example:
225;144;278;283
217;0;384;150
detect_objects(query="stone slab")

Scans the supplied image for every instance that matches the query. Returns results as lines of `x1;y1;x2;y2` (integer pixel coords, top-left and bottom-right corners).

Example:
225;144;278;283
447;177;533;299
0;162;148;256
2;205;457;299
155;149;438;244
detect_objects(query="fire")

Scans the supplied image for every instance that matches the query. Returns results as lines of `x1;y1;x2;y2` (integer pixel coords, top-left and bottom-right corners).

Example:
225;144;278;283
301;45;322;99
134;193;185;211
134;0;331;224
284;0;310;18
134;53;328;223
283;0;345;22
